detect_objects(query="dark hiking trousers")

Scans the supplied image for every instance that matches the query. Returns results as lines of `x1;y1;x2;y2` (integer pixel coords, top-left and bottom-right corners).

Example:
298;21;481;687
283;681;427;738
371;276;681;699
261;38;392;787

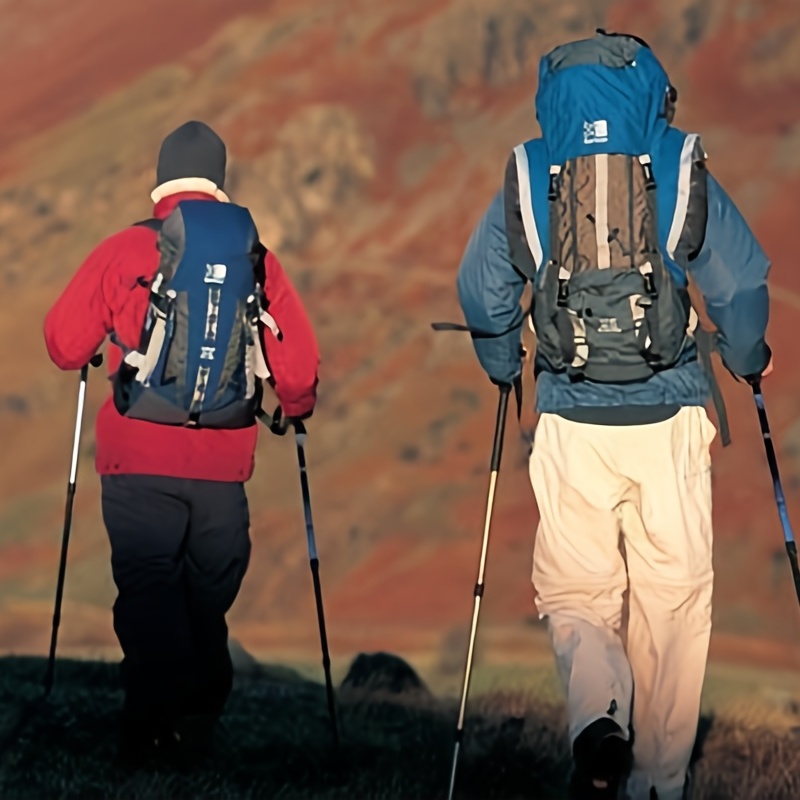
100;474;251;729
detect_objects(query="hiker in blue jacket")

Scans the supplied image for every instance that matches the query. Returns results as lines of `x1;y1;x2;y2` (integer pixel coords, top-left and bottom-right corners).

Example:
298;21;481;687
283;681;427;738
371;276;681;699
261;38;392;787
456;31;772;800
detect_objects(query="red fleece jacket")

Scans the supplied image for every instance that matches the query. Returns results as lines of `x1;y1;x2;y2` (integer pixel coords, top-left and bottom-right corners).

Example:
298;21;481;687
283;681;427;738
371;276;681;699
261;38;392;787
43;191;320;483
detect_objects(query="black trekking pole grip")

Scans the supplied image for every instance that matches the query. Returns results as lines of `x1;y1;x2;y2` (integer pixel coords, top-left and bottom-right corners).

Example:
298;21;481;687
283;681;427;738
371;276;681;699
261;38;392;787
490;384;512;472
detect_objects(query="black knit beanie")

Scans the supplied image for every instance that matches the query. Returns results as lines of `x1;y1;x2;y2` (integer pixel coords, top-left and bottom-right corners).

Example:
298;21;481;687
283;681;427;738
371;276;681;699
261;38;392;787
155;121;227;189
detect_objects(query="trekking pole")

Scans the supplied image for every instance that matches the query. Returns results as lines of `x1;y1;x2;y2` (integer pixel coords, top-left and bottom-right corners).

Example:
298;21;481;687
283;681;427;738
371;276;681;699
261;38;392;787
751;380;800;611
294;420;340;750
448;383;511;800
43;353;102;697
256;408;340;750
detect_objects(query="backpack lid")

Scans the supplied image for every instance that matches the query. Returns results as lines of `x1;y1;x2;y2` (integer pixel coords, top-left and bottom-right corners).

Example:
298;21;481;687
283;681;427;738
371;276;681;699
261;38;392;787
534;30;673;163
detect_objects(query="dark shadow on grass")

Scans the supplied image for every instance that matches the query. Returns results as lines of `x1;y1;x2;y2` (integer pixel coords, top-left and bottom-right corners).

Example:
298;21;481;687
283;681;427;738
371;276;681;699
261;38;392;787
690;712;715;766
0;656;796;800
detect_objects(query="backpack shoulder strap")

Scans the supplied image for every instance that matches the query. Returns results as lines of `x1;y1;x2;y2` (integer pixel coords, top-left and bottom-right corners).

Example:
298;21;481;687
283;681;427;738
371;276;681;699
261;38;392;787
510;138;551;275
132;218;163;232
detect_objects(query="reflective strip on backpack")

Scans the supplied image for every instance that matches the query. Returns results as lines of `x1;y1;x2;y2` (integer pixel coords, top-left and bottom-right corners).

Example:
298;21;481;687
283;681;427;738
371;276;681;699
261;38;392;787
687;305;699;336
205;288;221;342
513;144;544;270
666;133;700;260
123;308;168;387
248;321;271;381
259;309;281;339
594;153;611;269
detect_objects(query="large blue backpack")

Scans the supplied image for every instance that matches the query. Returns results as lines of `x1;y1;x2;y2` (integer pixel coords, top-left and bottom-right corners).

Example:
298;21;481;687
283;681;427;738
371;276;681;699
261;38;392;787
113;200;278;429
515;30;708;384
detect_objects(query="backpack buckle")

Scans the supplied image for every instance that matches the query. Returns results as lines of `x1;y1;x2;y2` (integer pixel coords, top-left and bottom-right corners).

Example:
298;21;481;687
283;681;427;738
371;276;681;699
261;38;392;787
556;264;570;307
548;166;561;201
246;295;259;326
246;286;265;327
638;155;656;189
639;261;658;297
150;288;175;317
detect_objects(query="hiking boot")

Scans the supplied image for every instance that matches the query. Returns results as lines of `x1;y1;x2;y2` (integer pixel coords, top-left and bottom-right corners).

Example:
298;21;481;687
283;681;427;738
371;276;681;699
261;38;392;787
568;718;632;800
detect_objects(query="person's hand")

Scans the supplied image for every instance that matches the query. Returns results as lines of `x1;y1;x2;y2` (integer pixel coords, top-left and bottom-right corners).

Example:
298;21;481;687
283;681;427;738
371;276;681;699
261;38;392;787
742;351;774;387
490;369;521;389
268;405;312;436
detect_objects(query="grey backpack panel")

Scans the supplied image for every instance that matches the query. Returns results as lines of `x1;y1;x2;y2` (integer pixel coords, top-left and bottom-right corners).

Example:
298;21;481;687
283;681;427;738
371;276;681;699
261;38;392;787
545;31;642;72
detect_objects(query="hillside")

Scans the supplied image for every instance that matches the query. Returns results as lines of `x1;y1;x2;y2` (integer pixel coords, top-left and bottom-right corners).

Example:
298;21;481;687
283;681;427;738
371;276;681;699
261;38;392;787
1;653;800;799
1;0;800;679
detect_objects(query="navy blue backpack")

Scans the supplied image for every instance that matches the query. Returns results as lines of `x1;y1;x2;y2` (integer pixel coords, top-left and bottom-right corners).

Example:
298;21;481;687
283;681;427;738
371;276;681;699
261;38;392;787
113;200;279;429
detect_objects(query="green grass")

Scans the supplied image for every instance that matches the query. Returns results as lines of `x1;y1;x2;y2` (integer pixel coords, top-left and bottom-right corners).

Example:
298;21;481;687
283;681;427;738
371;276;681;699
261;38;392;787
1;655;799;799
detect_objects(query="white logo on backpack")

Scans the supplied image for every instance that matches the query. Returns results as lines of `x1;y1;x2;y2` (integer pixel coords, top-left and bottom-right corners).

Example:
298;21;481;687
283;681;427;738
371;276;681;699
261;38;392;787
597;317;623;334
204;263;227;284
584;120;609;145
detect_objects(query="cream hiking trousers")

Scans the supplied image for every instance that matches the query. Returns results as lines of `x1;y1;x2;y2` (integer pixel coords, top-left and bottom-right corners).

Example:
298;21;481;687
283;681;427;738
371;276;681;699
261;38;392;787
529;406;716;800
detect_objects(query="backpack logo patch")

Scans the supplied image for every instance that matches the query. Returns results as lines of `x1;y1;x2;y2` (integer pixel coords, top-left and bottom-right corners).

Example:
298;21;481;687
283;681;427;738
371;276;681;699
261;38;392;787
583;120;609;145
597;317;623;334
204;263;227;284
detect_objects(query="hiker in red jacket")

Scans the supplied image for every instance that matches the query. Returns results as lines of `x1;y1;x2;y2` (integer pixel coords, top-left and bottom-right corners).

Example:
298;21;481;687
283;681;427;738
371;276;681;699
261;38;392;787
43;120;320;765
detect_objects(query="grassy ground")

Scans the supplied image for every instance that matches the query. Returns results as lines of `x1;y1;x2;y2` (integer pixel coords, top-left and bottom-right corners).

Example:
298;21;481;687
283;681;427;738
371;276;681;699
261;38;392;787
0;655;799;800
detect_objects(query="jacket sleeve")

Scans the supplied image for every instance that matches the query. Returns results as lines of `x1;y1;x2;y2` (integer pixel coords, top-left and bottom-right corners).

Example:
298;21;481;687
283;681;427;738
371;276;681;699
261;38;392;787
687;173;771;378
43;237;118;370
456;190;527;385
260;249;320;417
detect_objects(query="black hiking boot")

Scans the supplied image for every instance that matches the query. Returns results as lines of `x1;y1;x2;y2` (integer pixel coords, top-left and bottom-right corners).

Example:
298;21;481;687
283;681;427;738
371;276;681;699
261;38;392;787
568;718;632;800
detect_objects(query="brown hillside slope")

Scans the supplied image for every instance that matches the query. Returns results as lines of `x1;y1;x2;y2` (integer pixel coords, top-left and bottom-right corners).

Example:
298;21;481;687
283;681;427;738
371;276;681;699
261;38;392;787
1;0;800;676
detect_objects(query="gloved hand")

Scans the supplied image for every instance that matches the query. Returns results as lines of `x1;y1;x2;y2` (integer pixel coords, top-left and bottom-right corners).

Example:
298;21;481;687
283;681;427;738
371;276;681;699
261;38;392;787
489;376;515;391
488;344;527;389
741;346;774;387
268;405;312;436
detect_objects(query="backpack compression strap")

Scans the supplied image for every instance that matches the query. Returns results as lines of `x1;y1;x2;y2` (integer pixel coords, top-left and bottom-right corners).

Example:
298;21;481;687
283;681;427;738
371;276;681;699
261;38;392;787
695;327;732;447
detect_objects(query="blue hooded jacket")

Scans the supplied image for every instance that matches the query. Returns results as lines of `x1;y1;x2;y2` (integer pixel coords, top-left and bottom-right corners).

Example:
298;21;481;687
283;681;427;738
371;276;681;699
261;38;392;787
457;33;771;418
